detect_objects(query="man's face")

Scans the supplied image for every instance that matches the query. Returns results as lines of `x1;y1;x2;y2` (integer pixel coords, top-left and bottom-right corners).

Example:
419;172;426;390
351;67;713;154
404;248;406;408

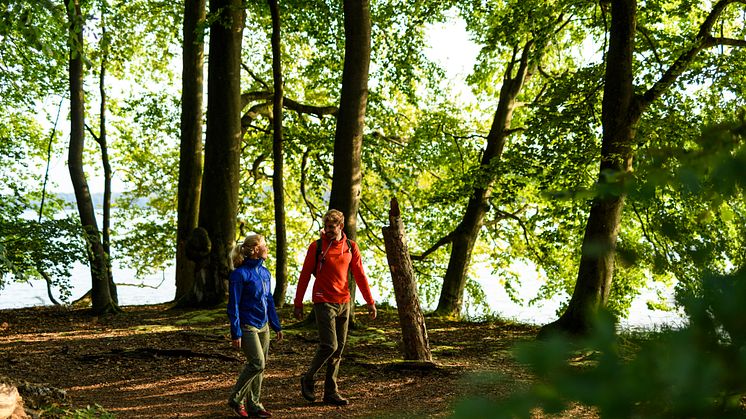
324;221;343;240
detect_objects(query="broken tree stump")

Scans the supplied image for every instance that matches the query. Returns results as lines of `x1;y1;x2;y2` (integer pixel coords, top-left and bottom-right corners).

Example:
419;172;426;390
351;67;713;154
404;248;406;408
382;197;433;363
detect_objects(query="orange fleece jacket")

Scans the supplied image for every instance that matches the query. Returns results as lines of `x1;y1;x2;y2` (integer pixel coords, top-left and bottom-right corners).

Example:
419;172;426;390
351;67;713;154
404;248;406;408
294;232;374;307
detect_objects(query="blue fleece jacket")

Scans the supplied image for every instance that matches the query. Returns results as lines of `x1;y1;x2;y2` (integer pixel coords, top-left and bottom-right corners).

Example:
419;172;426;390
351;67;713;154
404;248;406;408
227;258;282;339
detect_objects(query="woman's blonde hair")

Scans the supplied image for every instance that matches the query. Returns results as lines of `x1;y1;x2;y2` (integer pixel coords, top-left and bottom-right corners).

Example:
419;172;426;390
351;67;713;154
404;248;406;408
230;233;265;269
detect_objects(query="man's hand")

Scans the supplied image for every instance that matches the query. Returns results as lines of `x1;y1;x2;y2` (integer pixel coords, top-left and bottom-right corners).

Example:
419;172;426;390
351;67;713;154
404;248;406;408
231;338;241;349
294;305;304;320
275;330;283;343
367;303;377;320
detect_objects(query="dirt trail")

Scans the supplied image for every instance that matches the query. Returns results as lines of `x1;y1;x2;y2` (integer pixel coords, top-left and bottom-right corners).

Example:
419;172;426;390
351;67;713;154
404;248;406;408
0;304;593;418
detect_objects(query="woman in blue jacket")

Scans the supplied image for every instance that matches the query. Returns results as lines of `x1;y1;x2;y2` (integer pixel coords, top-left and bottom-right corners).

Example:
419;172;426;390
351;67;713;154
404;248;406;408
227;233;282;418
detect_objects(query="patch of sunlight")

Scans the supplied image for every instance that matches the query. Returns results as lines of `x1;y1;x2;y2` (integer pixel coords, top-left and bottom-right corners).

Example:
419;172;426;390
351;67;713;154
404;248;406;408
428;327;462;333
1;325;184;343
431;345;462;356
126;324;181;333
346;328;393;346
174;309;225;325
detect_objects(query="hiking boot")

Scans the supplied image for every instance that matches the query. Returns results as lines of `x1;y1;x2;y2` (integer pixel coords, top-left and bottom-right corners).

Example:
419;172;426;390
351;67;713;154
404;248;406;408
323;393;349;406
300;375;316;402
251;408;272;418
228;400;249;417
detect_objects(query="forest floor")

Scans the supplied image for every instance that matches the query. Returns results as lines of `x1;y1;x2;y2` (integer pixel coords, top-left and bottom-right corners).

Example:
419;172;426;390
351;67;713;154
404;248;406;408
0;303;598;418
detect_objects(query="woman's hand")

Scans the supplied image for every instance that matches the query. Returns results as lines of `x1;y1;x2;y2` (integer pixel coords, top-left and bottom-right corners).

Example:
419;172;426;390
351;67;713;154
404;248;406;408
275;330;283;343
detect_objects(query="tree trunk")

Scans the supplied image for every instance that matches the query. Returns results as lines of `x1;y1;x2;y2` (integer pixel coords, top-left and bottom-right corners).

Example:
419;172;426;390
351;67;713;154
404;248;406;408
538;0;746;337
435;42;534;317
539;0;637;337
64;0;118;315
175;0;205;302
328;0;371;323
268;0;288;308
96;2;117;304
176;0;244;308
382;198;432;362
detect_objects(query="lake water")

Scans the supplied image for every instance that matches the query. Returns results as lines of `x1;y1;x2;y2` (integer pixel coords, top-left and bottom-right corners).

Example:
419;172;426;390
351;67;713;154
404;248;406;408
0;261;685;330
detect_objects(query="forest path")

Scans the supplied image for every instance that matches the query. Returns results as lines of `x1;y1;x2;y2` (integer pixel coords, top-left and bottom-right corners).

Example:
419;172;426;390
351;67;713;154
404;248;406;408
0;304;595;418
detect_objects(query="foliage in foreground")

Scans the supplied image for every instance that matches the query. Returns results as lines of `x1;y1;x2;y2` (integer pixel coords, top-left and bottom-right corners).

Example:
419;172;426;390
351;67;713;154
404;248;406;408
454;120;746;418
40;404;115;419
455;268;746;418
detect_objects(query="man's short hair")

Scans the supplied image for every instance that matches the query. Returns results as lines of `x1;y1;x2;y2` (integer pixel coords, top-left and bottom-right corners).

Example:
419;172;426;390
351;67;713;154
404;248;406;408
323;209;344;226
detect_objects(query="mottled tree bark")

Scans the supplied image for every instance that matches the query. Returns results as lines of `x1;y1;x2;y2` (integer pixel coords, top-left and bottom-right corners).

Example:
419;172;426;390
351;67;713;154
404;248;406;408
328;0;371;322
382;198;432;362
268;0;288;307
64;0;118;314
175;0;205;302
539;0;742;337
176;0;244;308
435;42;534;317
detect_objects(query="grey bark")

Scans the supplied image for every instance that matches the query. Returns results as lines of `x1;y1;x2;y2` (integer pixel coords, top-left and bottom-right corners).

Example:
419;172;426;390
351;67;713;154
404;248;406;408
382;198;432;362
328;0;371;322
175;0;206;302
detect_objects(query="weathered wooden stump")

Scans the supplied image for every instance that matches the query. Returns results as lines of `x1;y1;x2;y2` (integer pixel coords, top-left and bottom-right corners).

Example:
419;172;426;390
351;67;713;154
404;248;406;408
382;197;433;363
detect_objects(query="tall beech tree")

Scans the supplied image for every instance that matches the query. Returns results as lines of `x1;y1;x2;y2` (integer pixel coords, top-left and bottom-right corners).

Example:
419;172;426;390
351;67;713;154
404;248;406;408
424;1;573;317
267;0;288;307
177;0;244;308
175;0;206;301
328;0;371;313
432;40;536;317
540;0;746;337
64;0;118;314
89;0;117;304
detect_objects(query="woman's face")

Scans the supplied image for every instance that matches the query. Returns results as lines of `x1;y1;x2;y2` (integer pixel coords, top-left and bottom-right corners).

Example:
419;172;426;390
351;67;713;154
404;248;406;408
255;239;269;260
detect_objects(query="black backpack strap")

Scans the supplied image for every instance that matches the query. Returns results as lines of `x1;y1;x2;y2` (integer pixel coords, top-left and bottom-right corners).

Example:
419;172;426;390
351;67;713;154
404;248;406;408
313;238;322;274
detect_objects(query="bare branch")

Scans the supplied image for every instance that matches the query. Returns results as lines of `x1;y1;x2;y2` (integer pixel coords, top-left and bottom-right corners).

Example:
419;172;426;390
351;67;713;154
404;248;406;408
637;25;665;71
300;149;320;220
284;97;338;118
504;127;525;136
411;231;457;261
241;91;337;118
639;0;746;110
248;153;268;188
711;37;746;47
489;206;546;265
358;199;386;253
84;124;100;144
241;64;270;90
370;130;406;147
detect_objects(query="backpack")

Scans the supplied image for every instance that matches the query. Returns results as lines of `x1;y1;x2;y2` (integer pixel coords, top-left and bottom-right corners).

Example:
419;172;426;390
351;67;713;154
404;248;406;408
314;238;352;275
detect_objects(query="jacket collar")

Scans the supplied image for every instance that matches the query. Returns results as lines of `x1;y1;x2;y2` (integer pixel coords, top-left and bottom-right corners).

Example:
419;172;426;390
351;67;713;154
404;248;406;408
241;258;265;268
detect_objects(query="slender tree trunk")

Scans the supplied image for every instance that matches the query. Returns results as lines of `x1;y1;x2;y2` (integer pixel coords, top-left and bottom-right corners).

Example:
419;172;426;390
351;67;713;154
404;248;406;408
539;0;638;337
435;42;534;317
177;0;244;308
97;0;117;304
268;0;288;307
64;0;118;315
37;98;64;306
382;198;432;362
328;0;371;322
175;0;206;301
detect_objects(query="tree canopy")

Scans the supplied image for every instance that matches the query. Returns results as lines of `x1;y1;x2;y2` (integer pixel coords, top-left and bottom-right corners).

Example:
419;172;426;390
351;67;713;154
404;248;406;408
0;0;744;328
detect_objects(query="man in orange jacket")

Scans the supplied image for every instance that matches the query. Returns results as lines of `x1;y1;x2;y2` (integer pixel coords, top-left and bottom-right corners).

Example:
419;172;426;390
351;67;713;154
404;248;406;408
294;209;376;406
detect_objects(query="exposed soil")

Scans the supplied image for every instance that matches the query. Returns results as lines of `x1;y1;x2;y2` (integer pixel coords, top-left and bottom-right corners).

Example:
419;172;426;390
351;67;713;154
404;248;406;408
0;304;596;418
